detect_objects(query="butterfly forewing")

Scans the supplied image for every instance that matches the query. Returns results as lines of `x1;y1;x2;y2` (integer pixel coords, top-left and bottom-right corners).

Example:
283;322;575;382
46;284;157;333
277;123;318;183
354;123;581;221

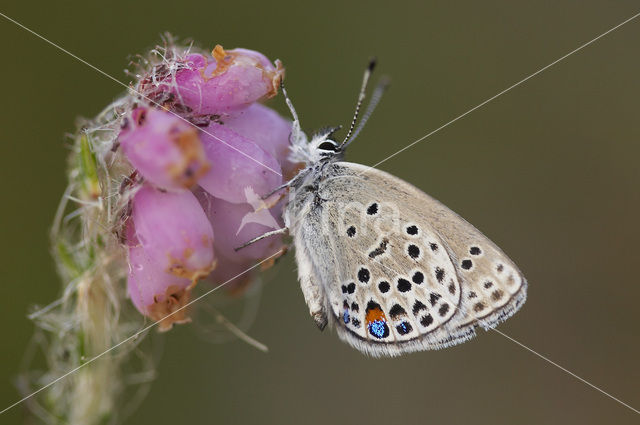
291;161;527;357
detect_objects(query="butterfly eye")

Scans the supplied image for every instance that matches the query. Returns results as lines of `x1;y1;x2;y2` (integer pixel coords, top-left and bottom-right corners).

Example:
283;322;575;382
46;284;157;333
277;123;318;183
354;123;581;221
317;141;338;151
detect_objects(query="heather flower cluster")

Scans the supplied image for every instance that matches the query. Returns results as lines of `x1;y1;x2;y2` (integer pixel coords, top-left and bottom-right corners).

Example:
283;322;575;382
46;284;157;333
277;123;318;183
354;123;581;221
122;44;294;329
19;39;295;425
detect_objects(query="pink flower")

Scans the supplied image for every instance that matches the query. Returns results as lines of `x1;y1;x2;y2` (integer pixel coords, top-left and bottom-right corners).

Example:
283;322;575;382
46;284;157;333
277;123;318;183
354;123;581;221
131;186;216;281
198;189;284;261
198;122;283;203
127;243;193;331
119;108;210;191
147;45;284;115
122;41;295;326
223;103;298;178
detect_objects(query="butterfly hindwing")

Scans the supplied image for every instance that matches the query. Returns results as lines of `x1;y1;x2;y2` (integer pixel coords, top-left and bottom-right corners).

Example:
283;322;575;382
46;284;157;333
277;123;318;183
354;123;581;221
290;161;527;357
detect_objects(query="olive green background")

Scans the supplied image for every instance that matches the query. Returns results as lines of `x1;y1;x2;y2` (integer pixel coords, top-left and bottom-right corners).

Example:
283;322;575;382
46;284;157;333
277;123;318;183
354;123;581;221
2;1;639;424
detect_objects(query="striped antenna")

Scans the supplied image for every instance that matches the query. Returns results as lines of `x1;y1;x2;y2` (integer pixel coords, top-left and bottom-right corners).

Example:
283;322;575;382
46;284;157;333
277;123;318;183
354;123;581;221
340;58;377;148
342;76;390;148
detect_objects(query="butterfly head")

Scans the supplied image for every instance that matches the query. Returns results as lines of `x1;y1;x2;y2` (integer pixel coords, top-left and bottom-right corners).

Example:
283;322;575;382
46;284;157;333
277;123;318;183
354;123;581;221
308;126;345;161
281;58;389;167
286;123;344;165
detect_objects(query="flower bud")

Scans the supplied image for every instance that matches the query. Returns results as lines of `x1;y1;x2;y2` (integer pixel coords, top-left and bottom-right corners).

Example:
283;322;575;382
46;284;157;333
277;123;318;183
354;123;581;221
159;45;284;114
119;108;209;190
198;123;283;203
223;103;300;178
127;244;193;330
131;185;216;280
199;191;284;261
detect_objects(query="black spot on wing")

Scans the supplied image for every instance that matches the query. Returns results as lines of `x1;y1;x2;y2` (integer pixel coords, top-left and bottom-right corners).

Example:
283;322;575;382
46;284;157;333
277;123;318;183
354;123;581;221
407;244;420;259
397;278;412;292
412;271;424;284
435;267;445;283
389;304;406;319
368;238;389;259
378;281;390;293
420;314;434;327
491;290;504;301
366;300;382;312
406;225;418;235
358;268;370;283
412;300;427;315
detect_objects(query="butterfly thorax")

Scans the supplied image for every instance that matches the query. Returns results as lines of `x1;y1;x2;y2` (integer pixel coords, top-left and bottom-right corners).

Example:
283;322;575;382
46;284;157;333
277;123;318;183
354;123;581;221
283;126;348;225
284;161;330;228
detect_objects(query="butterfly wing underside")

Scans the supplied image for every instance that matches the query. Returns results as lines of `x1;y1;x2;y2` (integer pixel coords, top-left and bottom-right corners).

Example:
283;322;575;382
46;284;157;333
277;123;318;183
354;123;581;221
292;162;527;357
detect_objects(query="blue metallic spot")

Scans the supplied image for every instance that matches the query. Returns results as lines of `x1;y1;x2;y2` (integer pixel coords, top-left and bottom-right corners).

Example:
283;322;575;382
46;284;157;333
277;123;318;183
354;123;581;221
343;310;350;324
368;320;389;339
396;321;413;335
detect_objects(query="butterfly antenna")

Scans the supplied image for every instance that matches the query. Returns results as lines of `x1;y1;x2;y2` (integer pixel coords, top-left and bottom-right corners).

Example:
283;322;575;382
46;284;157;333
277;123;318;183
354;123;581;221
340;58;376;148
280;79;300;125
343;75;390;147
280;79;306;146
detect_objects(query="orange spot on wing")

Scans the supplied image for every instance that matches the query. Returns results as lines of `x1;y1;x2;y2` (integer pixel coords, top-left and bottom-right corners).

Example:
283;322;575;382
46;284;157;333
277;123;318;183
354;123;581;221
365;306;387;325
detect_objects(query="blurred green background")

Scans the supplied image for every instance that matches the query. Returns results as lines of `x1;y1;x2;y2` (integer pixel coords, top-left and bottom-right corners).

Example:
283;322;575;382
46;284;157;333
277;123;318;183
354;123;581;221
2;1;640;424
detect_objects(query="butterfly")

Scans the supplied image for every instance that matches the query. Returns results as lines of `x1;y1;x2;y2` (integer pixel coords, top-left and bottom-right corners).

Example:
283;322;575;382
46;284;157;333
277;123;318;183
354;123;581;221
238;59;527;357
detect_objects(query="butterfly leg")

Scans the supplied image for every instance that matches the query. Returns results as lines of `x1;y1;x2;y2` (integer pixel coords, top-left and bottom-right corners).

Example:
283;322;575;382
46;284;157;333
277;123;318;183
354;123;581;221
261;167;311;200
261;182;291;200
234;227;289;252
